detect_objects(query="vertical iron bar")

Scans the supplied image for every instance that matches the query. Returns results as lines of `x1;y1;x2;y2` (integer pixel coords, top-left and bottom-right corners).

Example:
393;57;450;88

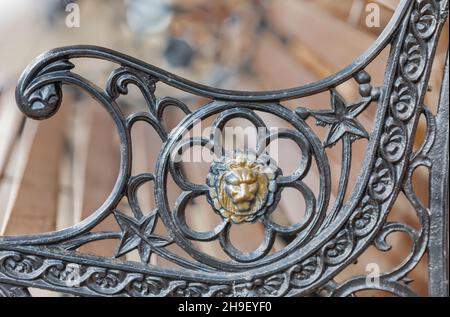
429;50;449;297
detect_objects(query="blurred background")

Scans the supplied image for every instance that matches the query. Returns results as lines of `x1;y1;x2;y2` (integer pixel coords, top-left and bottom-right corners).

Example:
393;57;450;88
0;0;448;296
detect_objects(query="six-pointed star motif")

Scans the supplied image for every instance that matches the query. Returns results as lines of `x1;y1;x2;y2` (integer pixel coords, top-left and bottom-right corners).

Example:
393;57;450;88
299;89;371;147
113;211;171;263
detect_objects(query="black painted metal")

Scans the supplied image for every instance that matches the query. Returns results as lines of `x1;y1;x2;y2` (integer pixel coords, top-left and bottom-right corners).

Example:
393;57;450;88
0;0;448;297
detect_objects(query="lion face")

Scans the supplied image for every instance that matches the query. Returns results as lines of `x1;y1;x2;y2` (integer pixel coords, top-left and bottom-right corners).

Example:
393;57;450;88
207;150;279;223
223;164;260;212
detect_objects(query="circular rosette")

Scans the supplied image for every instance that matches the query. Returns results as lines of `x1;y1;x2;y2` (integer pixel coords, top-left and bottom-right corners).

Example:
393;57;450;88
155;102;330;269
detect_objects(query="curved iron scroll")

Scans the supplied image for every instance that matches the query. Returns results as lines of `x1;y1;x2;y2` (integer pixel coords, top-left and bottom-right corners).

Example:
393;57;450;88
0;0;448;297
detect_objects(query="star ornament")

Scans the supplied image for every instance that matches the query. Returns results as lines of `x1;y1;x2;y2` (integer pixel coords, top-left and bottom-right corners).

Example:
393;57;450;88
113;211;172;264
303;90;371;148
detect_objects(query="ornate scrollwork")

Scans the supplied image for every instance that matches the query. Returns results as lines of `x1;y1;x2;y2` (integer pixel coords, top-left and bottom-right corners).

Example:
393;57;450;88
368;158;396;202
0;283;30;297
390;76;417;121
0;0;447;297
16;59;74;120
411;0;439;39
349;197;379;238
400;33;428;82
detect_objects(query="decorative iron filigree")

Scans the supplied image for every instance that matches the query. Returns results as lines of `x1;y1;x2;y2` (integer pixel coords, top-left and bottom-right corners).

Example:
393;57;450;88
0;0;448;297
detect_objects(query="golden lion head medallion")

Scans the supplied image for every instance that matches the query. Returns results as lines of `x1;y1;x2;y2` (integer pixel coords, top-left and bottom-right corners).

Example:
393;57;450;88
206;150;280;224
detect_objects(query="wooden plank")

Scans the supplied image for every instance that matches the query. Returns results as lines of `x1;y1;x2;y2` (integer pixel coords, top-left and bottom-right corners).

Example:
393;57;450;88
267;0;388;83
77;105;121;257
71;102;94;225
0;120;36;229
1;103;68;235
55;141;74;231
0;89;24;176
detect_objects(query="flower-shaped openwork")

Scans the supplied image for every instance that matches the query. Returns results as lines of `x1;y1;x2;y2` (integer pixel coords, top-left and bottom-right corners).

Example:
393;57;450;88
156;104;330;266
